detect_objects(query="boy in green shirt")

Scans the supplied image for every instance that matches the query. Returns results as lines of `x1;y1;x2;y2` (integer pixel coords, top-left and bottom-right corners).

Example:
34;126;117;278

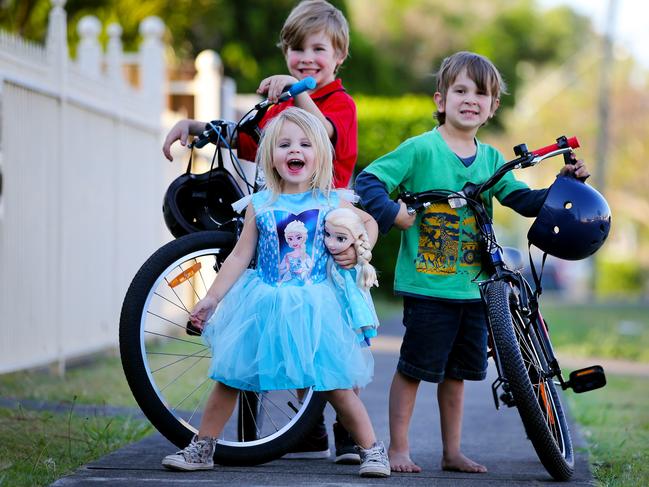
356;51;589;473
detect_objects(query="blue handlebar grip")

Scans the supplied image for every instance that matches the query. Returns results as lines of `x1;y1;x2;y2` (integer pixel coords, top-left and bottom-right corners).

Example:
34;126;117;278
287;76;316;97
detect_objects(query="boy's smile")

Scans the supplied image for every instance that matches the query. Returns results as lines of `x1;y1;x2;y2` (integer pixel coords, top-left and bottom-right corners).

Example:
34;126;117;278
286;30;344;90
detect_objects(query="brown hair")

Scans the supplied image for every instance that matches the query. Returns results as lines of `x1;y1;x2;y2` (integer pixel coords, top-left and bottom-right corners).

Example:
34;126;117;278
434;51;507;125
278;1;349;61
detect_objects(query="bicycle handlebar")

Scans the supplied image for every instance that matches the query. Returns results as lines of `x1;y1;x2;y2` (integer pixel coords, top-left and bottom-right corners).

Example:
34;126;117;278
191;77;317;149
401;135;580;215
531;136;579;157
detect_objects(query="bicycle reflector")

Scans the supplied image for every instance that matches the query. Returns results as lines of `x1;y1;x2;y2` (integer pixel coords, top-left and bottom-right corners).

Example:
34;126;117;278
528;176;611;260
567;365;606;393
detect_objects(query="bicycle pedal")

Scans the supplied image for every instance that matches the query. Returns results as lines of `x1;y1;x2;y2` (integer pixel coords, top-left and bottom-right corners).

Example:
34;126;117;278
567;365;606;393
186;321;202;336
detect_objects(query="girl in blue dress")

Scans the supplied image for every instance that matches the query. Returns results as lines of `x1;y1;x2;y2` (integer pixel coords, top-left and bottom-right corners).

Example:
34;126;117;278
162;107;390;478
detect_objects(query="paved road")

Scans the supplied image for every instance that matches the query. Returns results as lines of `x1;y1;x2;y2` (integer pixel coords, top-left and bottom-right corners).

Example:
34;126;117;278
50;315;594;486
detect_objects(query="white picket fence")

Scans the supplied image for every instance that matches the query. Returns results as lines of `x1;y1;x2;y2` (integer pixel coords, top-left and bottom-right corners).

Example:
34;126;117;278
0;0;178;374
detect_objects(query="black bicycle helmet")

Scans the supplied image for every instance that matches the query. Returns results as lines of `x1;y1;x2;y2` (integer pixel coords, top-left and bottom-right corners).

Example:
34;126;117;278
163;167;245;238
528;175;611;261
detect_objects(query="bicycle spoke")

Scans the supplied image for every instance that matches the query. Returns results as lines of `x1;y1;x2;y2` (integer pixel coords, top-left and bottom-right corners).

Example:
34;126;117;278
153;290;191;314
149;345;211;374
145;310;187;331
145;329;204;347
254;394;282;433
240;393;263;439
160;351;210;393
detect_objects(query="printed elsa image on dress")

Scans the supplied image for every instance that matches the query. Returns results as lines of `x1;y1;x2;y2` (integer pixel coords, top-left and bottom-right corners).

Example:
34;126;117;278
277;208;319;284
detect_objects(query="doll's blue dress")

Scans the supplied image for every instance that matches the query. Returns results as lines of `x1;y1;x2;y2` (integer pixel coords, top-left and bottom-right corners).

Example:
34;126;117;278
327;261;379;344
202;189;374;392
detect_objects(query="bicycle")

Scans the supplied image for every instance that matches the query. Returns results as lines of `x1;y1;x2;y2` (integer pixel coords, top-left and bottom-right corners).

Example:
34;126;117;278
399;135;611;481
119;77;330;466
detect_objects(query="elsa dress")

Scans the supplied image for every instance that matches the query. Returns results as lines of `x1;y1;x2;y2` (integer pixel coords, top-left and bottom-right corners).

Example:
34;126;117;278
201;189;374;392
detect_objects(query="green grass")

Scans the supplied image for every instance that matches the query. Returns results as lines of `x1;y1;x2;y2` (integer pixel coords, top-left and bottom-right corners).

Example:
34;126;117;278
0;351;138;407
540;301;649;362
566;374;649;487
0;404;152;487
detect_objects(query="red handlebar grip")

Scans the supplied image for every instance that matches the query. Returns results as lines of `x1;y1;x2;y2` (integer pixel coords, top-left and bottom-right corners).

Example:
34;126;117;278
531;136;580;156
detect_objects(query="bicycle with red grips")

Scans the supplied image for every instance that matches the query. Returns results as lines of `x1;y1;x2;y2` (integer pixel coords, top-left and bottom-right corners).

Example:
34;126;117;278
400;136;611;481
119;77;328;466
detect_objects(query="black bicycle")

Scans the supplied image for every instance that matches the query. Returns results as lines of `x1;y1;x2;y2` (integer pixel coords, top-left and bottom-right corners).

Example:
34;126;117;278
399;136;611;481
119;77;328;466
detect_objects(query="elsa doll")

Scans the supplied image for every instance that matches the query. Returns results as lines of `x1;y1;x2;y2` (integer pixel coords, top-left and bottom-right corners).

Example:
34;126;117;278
324;207;379;344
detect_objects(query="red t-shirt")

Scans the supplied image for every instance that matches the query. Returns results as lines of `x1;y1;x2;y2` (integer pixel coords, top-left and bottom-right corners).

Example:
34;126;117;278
237;78;358;188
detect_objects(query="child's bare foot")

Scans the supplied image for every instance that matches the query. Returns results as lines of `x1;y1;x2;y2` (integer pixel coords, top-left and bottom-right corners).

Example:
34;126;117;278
388;449;422;473
442;452;487;473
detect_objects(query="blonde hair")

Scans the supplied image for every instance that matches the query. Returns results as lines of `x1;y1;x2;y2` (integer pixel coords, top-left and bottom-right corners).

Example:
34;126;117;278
434;51;507;125
256;107;334;200
285;219;308;237
279;0;350;65
326;207;378;290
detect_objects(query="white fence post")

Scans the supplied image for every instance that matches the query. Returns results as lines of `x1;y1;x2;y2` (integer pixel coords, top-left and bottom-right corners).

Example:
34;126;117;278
106;23;125;87
139;16;165;118
194;50;222;121
45;0;68;376
77;15;101;78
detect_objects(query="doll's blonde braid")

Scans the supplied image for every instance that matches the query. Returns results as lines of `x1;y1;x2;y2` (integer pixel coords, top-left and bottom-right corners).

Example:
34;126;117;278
354;232;378;290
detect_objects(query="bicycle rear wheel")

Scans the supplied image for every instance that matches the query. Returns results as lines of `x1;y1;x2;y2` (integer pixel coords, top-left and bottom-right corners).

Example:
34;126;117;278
486;280;574;481
119;230;326;465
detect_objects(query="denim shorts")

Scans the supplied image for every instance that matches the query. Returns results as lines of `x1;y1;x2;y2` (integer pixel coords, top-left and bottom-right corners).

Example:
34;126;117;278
397;296;488;383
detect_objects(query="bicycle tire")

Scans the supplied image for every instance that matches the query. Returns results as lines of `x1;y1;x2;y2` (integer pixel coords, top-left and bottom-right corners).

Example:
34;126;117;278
485;280;574;480
119;230;326;465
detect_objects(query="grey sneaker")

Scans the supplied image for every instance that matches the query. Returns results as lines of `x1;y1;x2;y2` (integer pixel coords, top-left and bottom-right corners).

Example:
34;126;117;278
161;435;216;471
357;441;390;478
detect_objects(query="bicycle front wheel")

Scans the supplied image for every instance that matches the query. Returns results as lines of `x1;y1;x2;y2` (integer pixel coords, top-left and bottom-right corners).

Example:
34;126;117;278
119;230;326;465
485;280;574;481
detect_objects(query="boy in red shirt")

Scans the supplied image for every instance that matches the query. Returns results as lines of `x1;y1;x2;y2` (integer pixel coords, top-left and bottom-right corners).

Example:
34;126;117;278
162;1;357;190
162;0;360;463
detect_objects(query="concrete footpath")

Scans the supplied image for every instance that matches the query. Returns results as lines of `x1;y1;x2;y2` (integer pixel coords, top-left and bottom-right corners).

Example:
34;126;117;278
50;316;594;486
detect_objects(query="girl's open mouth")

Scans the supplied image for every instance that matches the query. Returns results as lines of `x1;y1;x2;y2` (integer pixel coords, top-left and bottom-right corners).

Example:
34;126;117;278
287;159;305;172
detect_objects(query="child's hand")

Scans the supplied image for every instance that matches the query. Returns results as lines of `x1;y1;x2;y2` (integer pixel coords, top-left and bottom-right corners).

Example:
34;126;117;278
189;295;219;331
257;75;299;103
394;200;417;230
559;158;590;182
332;245;357;269
162;119;193;161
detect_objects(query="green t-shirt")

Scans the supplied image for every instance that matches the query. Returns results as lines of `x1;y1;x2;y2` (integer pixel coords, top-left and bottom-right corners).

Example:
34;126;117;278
364;128;529;300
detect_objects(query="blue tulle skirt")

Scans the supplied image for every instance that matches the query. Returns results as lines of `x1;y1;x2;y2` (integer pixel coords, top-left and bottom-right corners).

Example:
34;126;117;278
202;269;374;392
